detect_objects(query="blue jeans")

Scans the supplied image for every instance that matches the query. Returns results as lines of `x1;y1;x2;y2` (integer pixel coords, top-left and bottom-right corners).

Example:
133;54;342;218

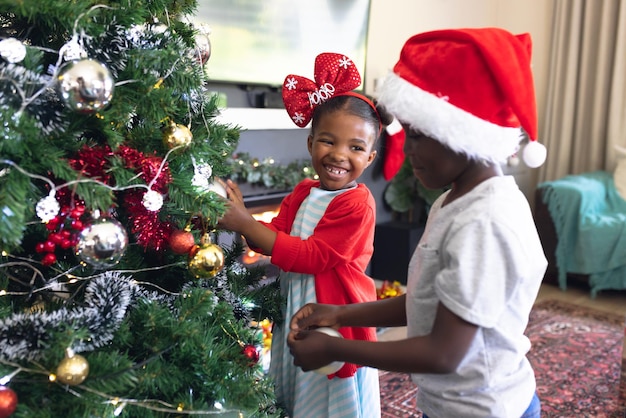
520;392;541;418
421;392;541;418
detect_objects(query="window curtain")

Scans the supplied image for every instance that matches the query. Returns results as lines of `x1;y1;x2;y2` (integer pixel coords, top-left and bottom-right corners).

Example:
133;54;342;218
539;0;626;182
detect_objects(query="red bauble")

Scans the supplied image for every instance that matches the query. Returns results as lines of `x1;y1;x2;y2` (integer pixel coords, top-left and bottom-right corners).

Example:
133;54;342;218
169;229;195;255
242;344;260;366
0;386;17;418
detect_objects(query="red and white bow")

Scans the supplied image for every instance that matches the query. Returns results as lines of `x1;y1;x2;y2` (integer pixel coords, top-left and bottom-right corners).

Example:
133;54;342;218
282;53;362;128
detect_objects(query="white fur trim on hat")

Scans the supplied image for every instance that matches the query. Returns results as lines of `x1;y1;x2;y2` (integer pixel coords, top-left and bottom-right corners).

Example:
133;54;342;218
386;117;403;135
378;72;523;164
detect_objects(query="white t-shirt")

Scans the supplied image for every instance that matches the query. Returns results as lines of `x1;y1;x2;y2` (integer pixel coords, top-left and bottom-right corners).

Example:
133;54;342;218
406;176;547;418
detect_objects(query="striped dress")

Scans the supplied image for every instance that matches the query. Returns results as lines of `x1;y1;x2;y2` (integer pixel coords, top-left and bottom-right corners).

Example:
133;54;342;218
269;186;381;418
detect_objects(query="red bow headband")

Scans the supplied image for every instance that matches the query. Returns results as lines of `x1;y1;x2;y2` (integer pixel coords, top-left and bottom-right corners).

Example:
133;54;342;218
282;52;378;129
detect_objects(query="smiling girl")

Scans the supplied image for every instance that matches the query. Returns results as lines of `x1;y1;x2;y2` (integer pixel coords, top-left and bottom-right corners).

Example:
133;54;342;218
217;53;388;417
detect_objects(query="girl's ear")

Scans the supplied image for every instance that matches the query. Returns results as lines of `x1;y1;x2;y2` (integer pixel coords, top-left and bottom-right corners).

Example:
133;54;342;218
307;134;314;154
367;149;378;166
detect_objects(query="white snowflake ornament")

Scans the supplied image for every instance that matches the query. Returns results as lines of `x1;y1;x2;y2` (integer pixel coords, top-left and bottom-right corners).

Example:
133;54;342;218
142;189;164;212
60;36;88;62
191;156;213;191
0;37;27;63
36;194;60;222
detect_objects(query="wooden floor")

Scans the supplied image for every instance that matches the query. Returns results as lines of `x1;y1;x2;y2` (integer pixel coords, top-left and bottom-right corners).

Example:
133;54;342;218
536;281;626;316
377;281;626;341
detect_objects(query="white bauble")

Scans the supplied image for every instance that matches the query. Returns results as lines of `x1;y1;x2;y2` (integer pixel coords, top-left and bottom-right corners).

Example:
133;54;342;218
312;327;345;375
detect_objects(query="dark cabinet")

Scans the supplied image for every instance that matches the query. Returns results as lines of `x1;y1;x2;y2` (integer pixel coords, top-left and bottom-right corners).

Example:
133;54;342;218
370;221;424;285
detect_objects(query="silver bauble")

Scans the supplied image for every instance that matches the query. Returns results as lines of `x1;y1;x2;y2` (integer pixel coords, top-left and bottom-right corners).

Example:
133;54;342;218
193;32;211;64
58;59;115;114
75;217;128;268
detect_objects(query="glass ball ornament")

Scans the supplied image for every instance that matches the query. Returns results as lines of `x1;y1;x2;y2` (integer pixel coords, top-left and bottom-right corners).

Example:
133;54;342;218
193;31;211;65
163;120;193;149
242;344;260;366
312;327;345;375
169;228;196;255
188;233;224;278
57;58;115;114
75;216;128;268
56;349;89;386
0;386;18;418
206;179;227;198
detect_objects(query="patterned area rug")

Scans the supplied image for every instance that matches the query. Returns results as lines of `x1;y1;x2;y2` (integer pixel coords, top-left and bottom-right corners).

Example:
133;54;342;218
379;300;626;417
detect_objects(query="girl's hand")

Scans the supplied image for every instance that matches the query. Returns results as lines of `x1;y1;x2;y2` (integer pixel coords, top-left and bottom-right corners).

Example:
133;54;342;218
223;179;244;203
216;179;252;233
289;303;342;333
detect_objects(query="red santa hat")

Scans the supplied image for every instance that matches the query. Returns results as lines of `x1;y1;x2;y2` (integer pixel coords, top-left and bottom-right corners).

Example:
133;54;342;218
377;27;547;168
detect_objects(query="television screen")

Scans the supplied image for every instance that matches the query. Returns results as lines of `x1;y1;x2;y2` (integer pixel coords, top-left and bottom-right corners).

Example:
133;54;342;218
192;0;371;89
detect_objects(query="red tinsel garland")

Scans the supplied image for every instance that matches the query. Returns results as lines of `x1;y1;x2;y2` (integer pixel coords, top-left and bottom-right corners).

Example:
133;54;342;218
67;144;173;251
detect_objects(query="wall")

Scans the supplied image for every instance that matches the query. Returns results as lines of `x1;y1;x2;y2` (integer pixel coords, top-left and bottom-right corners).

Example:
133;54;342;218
365;0;553;118
212;0;555;221
365;0;554;204
212;85;394;224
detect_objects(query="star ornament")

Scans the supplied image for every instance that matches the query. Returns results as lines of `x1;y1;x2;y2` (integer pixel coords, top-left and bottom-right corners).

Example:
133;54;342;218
281;52;362;128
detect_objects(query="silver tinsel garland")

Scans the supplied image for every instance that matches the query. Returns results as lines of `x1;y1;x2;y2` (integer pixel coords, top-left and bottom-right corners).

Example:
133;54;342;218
0;271;177;362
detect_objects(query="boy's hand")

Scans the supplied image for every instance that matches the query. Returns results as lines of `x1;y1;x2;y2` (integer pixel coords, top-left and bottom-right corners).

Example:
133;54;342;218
287;329;340;372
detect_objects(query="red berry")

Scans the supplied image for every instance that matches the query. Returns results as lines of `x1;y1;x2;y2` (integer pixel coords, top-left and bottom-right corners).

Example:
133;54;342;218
70;207;84;219
46;216;61;230
35;242;46;253
43;240;56;253
48;233;63;244
41;253;56;266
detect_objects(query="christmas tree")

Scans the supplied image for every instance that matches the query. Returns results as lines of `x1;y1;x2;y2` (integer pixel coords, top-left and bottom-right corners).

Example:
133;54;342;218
0;1;283;416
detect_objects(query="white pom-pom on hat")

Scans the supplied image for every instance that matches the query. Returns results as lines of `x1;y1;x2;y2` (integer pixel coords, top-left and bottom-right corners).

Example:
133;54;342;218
522;140;547;168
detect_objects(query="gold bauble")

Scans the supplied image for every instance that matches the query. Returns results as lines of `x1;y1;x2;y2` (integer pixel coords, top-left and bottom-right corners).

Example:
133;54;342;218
56;350;89;385
163;121;193;149
188;233;224;278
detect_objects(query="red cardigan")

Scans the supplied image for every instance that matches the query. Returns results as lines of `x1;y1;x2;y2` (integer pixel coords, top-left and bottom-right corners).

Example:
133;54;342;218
255;179;378;378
